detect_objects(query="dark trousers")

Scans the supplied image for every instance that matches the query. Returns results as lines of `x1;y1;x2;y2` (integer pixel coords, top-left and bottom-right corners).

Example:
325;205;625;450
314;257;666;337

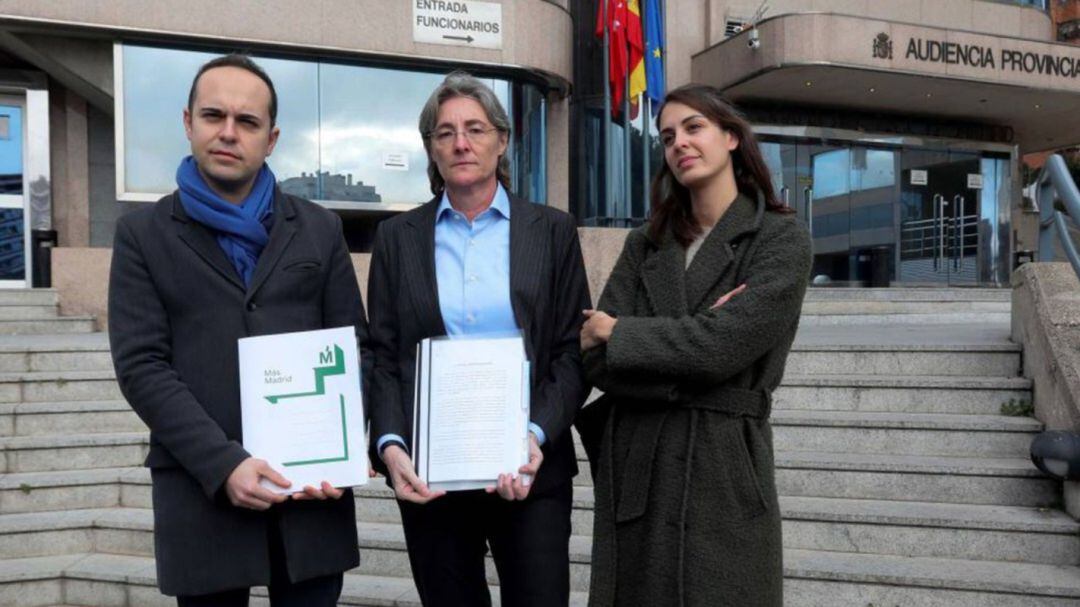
176;515;344;607
398;482;573;607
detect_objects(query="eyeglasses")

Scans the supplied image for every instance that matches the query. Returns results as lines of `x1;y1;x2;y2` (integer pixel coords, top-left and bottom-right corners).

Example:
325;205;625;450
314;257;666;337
428;125;499;147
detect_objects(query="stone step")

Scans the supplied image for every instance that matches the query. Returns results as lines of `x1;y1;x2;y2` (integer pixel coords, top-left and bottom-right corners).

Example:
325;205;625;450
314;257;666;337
803;288;1011;302
780;496;1078;566
352;520;596;592
0;318;96;336
0;401;142;437
351;482;1078;565
3;550;1079;607
771;410;1041;458
0;306;61;321
0;333;112;373
802;300;1010;315
774;374;1032;415
0;468;143;515
799;312;1013;325
0;432;147;473
0;370;123;403
0;553;591;607
44;467;1071;566
784;344;1020;377
6;436;1050;511
785;549;1080;606
0;349;113;373
776;451;1057;507
0;289;59;306
0;509;152;560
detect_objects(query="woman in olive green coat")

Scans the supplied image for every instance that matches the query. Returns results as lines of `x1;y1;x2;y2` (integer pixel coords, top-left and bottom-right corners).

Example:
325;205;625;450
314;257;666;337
579;84;812;607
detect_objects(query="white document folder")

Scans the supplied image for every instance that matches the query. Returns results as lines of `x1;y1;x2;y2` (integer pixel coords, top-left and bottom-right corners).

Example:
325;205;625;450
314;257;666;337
412;334;531;492
238;326;367;494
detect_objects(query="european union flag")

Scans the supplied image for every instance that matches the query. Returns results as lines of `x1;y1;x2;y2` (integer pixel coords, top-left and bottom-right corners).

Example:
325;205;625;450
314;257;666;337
643;0;665;116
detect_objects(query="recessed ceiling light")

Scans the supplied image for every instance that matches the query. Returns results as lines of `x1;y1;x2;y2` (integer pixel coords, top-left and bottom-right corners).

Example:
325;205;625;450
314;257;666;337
1034;103;1041;109
868;87;876;93
805;81;812;87
925;93;933;98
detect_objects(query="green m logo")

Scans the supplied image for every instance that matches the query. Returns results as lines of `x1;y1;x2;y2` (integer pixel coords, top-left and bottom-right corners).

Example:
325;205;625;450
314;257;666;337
265;344;346;404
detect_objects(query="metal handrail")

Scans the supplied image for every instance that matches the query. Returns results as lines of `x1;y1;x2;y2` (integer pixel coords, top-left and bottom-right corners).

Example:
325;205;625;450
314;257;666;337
1037;154;1080;279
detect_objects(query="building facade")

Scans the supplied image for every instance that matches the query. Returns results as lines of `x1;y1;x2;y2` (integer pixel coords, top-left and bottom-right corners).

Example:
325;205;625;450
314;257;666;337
0;0;1074;290
0;0;572;287
573;0;1080;287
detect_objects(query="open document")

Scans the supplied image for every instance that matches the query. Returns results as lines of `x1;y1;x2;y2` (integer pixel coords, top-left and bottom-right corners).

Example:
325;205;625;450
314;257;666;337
413;334;531;492
238;326;367;495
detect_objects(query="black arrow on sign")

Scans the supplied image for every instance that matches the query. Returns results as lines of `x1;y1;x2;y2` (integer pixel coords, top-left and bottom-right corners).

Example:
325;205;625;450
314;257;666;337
443;34;475;43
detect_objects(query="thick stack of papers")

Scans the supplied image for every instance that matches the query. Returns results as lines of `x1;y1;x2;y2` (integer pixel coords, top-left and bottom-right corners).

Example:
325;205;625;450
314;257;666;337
413;334;530;491
238;326;367;494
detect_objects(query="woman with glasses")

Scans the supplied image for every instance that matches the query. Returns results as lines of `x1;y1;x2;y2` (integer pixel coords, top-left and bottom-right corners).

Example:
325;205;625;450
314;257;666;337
578;84;812;606
366;71;591;607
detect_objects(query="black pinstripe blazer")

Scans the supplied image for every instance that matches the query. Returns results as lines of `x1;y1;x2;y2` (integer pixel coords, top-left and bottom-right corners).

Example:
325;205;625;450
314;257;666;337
367;194;591;496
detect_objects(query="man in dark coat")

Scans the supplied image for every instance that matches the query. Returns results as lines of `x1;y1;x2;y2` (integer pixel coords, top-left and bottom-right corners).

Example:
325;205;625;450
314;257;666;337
108;54;368;606
581;193;812;606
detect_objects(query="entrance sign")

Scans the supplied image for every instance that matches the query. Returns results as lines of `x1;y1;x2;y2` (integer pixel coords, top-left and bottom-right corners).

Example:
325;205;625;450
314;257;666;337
910;170;928;186
239;326;367;494
413;0;503;50
967;173;984;190
872;32;1080;81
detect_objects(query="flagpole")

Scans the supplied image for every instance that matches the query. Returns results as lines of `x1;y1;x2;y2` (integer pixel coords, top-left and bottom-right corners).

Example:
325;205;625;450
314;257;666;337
642;95;650;220
623;78;631;223
602;0;613;221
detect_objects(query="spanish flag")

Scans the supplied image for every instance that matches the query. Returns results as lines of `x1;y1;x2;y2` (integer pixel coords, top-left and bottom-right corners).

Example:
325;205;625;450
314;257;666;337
627;0;646;114
596;0;627;113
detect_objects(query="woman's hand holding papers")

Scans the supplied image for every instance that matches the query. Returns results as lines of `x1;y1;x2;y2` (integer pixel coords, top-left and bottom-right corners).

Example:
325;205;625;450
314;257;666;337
383;444;446;504
488;433;544;501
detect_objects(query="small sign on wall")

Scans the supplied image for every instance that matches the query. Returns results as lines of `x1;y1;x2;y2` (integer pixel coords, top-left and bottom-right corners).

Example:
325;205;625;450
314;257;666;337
910;169;928;186
413;0;503;50
382;152;409;171
967;173;983;190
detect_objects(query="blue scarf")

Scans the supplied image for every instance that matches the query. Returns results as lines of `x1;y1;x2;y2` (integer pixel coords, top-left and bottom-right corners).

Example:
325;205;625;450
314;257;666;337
176;156;276;287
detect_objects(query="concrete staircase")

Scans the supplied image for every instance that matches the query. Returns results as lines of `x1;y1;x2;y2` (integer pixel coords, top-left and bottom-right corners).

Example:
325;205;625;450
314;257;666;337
2;287;1080;606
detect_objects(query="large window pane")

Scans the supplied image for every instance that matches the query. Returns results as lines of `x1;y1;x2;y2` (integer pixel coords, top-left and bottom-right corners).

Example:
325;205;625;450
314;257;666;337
318;64;442;204
0;208;24;280
122;45;208;194
119;44;546;208
261;58;319;199
0;104;23;195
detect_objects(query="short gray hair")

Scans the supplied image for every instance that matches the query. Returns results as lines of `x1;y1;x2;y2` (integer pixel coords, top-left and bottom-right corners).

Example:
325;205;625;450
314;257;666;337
418;71;512;196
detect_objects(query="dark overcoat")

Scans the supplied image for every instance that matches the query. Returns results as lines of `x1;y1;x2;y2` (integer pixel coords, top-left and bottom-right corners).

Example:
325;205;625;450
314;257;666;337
367;194;591;497
108;189;369;596
581;193;811;607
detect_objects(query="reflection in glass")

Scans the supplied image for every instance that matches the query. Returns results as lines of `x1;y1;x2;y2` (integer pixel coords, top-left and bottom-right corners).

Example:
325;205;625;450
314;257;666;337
812;149;850;199
261;57;319;199
0;105;24;195
319;64;441;203
578;99;660;226
123;46;211;194
121;45;547;207
0;208;24;280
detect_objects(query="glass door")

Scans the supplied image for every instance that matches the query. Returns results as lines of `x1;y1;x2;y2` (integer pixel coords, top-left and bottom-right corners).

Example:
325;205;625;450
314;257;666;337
0;97;28;288
801;143;852;284
899;150;980;285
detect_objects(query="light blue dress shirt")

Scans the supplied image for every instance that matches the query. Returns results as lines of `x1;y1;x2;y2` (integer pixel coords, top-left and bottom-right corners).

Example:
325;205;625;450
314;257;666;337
378;185;546;458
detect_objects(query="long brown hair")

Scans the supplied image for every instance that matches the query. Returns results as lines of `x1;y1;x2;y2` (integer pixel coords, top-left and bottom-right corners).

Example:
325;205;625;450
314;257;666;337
649;84;791;246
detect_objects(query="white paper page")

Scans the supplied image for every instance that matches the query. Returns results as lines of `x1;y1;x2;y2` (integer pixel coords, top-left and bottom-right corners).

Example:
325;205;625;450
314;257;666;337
239;326;367;495
417;336;528;488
